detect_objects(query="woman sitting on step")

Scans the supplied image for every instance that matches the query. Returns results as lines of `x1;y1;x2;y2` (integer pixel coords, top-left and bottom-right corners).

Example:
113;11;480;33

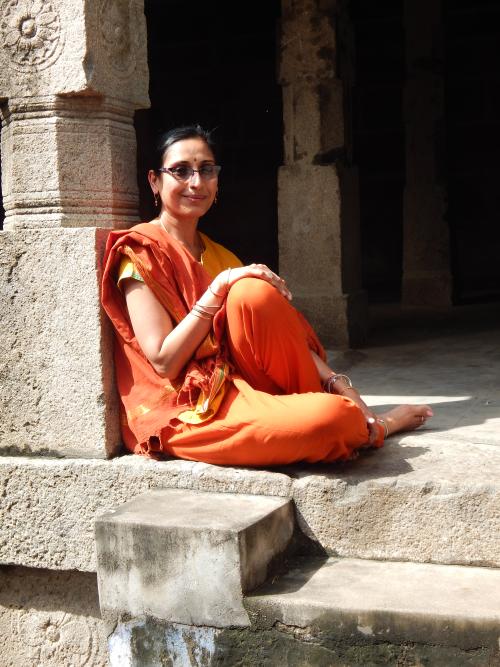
101;125;433;465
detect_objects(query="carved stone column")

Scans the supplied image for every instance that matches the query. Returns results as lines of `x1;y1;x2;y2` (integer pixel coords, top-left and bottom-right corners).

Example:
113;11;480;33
278;0;367;348
402;0;451;307
0;0;148;228
0;0;149;457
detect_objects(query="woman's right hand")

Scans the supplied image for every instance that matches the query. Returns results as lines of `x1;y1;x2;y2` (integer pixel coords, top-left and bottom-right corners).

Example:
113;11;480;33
212;264;292;301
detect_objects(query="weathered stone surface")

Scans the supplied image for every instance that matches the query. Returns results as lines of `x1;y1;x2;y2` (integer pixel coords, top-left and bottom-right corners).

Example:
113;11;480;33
295;324;500;566
0;0;148;103
109;618;222;667
1;97;141;228
96;489;294;627
0;227;120;458
278;164;366;347
279;0;366;347
0;565;108;667
0;456;292;572
0;0;149;229
247;557;500;651
107;557;500;667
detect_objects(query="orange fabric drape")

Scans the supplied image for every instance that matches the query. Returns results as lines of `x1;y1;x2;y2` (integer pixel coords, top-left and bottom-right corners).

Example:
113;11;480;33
101;223;239;454
159;278;384;466
101;224;383;464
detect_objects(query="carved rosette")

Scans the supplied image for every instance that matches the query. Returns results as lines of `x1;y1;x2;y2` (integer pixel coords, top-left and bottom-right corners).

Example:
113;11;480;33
1;0;62;71
14;610;98;666
100;0;136;75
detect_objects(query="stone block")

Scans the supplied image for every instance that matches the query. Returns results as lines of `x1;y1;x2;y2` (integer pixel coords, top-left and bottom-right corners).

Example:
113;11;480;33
95;488;295;627
0;456;292;572
0;0;148;105
278;164;367;346
279;164;341;291
0;227;120;458
1;97;140;229
279;0;337;85
0;565;108;667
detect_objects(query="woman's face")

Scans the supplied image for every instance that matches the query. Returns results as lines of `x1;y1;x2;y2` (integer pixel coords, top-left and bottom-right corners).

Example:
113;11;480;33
149;137;219;221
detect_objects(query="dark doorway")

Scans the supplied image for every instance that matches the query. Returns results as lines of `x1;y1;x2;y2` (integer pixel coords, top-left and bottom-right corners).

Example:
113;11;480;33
351;0;406;304
352;0;500;306
137;0;283;271
444;0;500;304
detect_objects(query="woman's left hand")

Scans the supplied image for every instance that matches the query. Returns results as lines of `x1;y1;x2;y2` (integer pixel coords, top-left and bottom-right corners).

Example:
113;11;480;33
364;411;380;445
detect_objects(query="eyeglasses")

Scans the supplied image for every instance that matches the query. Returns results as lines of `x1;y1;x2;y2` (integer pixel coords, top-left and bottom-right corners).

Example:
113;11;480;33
158;165;221;181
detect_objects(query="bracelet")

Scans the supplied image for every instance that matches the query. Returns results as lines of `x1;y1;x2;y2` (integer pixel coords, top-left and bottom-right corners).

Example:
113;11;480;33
323;373;354;394
208;283;226;299
191;304;214;320
190;309;211;321
377;418;389;438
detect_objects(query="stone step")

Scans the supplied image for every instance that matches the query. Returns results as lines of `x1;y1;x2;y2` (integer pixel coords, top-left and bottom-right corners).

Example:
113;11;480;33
0;446;499;573
244;556;500;665
95;488;294;627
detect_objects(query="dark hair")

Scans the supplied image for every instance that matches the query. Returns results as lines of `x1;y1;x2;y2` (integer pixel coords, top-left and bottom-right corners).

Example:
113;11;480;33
152;125;217;171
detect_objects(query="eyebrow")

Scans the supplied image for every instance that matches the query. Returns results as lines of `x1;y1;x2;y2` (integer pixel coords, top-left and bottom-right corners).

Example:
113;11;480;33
168;159;216;167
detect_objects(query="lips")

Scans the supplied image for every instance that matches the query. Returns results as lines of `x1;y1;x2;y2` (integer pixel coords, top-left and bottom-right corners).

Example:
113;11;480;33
182;194;206;201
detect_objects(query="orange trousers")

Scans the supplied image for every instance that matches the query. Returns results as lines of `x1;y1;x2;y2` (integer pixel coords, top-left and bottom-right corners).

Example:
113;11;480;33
162;278;383;466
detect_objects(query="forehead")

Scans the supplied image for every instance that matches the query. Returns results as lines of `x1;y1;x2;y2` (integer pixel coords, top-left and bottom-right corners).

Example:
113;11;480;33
163;138;214;164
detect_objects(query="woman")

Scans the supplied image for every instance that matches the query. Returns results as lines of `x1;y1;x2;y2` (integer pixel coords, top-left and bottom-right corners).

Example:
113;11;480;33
101;125;433;465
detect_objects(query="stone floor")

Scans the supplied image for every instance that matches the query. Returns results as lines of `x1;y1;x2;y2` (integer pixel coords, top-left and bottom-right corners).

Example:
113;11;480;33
317;301;500;478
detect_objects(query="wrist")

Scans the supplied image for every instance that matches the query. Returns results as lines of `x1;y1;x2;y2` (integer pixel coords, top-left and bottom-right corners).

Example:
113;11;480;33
208;280;227;299
323;373;356;395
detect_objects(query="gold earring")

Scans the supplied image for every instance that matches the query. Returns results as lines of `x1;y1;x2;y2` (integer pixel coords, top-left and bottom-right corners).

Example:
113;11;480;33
154;193;159;207
214;190;218;204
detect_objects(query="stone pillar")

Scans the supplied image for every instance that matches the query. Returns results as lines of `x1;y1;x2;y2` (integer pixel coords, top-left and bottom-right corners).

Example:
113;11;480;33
402;0;451;307
0;0;149;457
279;0;367;348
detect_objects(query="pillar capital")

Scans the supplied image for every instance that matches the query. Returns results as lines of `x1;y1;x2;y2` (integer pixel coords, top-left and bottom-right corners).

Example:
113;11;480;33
0;0;148;106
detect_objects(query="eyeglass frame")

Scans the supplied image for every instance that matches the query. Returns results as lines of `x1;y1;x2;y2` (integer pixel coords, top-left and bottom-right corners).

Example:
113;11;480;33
157;165;222;181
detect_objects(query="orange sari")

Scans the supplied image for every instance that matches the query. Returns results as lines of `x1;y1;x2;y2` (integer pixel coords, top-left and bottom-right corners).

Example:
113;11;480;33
102;223;382;463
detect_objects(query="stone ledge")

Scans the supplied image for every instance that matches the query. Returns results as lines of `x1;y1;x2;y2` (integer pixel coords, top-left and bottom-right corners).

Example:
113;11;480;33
107;557;500;666
0;456;291;572
1;429;500;574
246;557;500;651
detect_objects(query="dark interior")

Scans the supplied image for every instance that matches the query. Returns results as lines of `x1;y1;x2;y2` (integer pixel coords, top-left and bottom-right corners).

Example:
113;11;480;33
351;0;500;305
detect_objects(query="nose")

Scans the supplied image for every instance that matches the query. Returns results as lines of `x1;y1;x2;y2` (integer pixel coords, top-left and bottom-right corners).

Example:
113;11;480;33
188;170;202;187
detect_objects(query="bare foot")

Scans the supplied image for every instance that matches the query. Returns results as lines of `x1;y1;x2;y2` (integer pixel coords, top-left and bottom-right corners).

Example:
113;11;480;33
379;404;433;437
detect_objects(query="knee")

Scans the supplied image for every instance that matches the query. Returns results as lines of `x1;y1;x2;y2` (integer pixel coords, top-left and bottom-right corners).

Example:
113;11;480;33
227;277;279;312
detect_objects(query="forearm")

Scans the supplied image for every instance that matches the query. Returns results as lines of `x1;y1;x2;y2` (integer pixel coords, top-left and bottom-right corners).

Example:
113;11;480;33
154;285;226;378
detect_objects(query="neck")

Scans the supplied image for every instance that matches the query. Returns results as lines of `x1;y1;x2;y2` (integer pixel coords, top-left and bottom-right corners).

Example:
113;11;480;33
157;211;204;260
157;211;199;245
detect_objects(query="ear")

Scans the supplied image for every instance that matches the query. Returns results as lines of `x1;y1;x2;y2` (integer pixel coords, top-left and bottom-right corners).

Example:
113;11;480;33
147;169;159;195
